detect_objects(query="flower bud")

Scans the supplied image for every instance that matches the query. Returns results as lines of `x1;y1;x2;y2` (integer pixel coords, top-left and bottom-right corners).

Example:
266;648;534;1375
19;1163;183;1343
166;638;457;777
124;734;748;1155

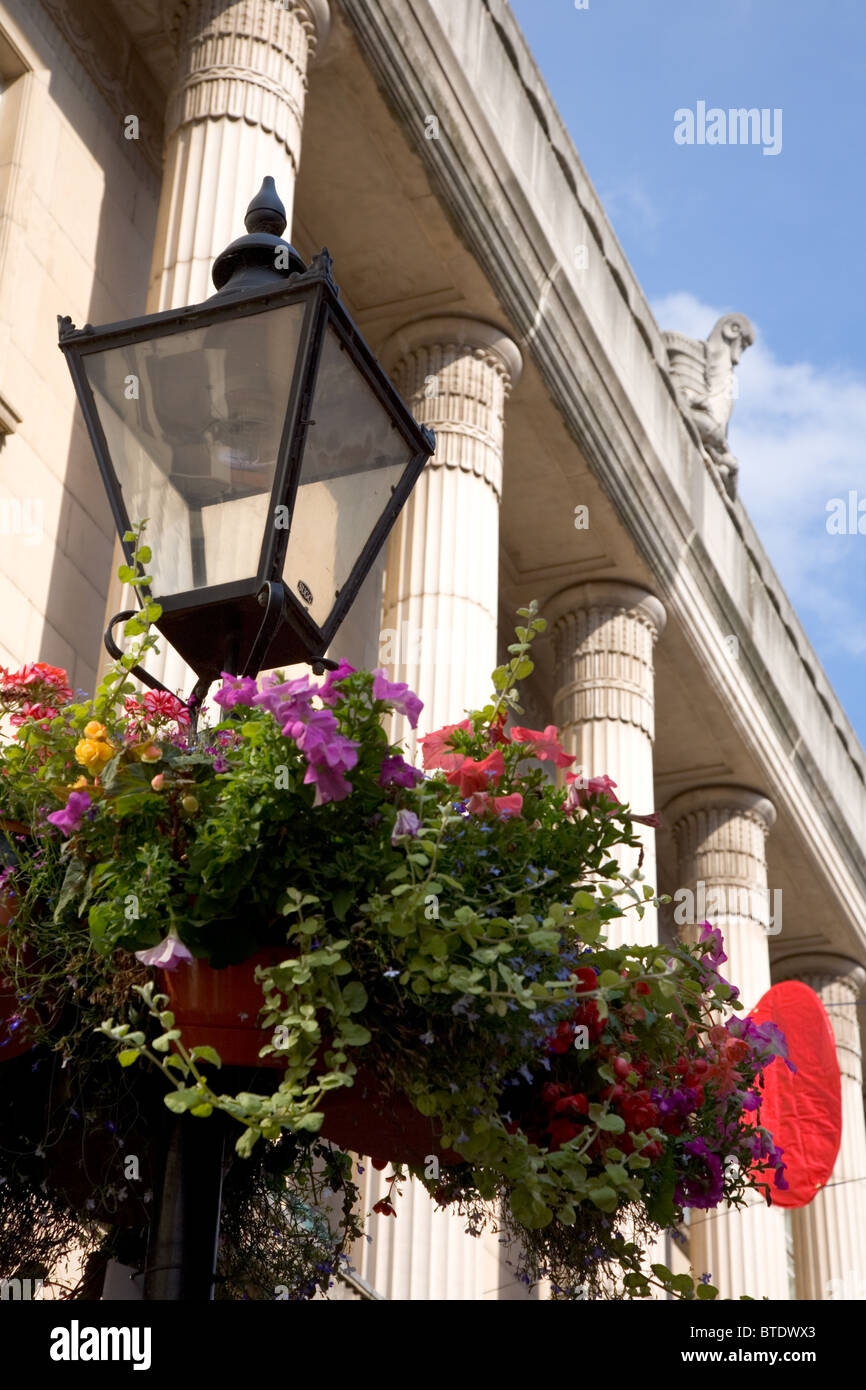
181;794;198;814
151;773;165;791
140;744;162;763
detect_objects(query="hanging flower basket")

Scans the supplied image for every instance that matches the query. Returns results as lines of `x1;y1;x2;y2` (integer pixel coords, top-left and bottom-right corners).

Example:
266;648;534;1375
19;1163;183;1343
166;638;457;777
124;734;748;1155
0;560;793;1298
163;949;460;1166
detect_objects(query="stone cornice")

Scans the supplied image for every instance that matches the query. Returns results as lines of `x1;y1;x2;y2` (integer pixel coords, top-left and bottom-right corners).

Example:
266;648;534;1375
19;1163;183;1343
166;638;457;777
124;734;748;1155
335;0;866;959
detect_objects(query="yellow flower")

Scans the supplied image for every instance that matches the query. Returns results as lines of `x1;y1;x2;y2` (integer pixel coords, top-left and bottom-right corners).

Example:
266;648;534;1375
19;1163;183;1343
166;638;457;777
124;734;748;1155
66;775;92;793
83;721;108;740
75;737;114;773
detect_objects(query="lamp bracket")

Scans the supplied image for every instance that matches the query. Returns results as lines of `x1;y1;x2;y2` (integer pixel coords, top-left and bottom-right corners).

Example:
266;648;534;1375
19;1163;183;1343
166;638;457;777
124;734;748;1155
103;610;182;698
241;580;287;677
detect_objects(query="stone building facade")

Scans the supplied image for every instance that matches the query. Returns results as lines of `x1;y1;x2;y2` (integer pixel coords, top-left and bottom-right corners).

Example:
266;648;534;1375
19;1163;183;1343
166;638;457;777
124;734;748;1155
1;0;864;1300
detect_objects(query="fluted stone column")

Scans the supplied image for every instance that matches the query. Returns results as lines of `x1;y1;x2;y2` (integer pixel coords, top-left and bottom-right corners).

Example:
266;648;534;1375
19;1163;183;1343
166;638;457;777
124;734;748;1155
774;955;866;1300
378;317;522;753
666;786;789;1300
549;582;666;947
665;787;778;998
103;0;330;694
354;316;530;1301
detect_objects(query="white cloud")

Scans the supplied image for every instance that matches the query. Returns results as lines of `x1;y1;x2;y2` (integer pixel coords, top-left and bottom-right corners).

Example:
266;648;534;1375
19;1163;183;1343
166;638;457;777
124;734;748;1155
651;291;866;664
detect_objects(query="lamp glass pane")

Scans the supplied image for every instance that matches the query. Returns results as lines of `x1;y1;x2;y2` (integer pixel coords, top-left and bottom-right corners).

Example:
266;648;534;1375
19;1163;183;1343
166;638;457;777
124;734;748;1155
282;327;414;626
84;303;305;595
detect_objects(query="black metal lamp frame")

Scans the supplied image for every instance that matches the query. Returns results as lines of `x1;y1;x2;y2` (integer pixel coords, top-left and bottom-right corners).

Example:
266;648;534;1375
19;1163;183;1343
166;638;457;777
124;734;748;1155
58;178;435;691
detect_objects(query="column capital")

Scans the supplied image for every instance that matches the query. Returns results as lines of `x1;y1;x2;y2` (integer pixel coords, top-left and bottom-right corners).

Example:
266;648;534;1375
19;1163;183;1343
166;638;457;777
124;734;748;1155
773;953;866;996
550;582;665;741
378;315;523;390
167;0;331;48
664;785;777;835
165;0;329;148
547;580;666;641
297;0;332;51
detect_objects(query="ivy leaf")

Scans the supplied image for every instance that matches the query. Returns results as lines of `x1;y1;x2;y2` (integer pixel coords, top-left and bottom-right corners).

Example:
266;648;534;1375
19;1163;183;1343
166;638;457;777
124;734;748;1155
117;1050;139;1068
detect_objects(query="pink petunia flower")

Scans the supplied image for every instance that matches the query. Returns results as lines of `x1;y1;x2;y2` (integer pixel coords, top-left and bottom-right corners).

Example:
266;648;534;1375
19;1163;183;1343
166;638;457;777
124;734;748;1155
511;725;575;769
446;750;505;798
419;719;473;771
134;931;194;971
466;791;523;819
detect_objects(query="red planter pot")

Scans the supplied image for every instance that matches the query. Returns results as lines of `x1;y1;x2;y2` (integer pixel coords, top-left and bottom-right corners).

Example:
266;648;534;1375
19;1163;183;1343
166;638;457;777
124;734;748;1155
0;820;33;1061
163;951;461;1167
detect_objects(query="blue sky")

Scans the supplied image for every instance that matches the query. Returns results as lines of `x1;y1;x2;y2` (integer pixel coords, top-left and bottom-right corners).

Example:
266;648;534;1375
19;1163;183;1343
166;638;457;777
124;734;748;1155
509;0;866;743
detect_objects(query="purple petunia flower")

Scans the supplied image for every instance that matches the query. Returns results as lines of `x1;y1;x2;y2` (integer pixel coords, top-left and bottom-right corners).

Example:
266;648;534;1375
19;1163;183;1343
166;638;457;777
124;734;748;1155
318;660;357;707
302;762;353;807
371;670;423;730
46;790;92;837
391;809;421;843
213;673;259;710
379;754;423;789
254;673;321;723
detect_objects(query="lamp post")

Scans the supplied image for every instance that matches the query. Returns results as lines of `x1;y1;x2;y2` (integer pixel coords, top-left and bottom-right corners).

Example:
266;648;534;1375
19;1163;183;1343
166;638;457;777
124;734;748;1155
57;178;435;1300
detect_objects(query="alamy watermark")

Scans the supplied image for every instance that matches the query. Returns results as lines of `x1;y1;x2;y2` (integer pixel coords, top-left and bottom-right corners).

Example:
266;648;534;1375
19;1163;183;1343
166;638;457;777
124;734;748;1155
826;491;866;535
674;103;782;157
1;1276;43;1299
673;880;781;935
378;624;455;669
0;497;43;546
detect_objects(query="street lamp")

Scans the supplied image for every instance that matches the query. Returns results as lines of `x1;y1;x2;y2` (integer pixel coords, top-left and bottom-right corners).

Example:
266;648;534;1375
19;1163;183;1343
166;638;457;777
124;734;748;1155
56;178;435;1302
58;176;435;687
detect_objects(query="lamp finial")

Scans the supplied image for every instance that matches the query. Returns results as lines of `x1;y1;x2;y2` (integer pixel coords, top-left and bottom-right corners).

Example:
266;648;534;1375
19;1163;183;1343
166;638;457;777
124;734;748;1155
244;177;287;238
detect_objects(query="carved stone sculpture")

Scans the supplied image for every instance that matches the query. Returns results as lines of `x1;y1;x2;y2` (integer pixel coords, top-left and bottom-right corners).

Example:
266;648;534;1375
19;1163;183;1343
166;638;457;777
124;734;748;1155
663;313;754;498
